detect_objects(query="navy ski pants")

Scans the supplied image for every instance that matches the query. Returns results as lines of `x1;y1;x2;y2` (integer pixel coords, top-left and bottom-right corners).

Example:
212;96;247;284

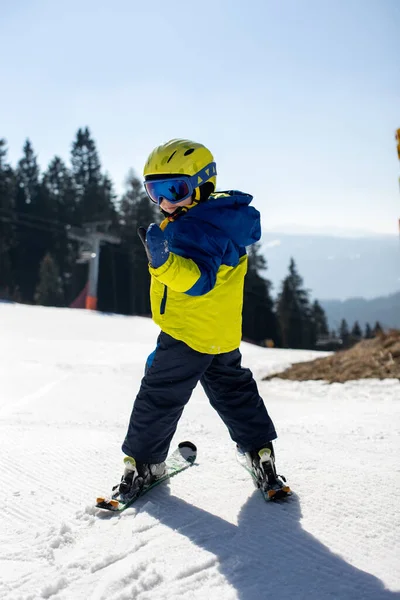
122;332;277;463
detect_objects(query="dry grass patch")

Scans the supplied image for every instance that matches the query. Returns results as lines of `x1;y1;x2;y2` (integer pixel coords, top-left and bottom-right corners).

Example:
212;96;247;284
264;330;400;383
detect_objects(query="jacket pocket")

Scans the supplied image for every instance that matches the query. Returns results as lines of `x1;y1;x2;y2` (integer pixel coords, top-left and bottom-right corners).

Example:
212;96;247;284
160;286;168;315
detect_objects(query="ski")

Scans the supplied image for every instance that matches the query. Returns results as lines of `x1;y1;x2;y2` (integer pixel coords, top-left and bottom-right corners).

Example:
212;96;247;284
96;441;197;512
236;447;292;502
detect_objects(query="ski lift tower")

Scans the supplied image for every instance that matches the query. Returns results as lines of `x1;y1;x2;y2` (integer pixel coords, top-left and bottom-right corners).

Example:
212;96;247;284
67;221;121;310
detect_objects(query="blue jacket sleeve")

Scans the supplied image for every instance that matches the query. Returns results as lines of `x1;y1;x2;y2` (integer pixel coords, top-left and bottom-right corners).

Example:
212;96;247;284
168;221;232;297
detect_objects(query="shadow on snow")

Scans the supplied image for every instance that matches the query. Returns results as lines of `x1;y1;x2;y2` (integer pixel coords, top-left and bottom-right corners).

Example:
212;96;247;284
140;485;399;600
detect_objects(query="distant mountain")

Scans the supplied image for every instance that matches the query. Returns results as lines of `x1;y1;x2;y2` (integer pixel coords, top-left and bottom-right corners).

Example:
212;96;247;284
261;231;400;300
320;291;400;331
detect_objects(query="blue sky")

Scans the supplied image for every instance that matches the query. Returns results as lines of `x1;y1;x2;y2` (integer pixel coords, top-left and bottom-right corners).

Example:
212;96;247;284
1;0;399;234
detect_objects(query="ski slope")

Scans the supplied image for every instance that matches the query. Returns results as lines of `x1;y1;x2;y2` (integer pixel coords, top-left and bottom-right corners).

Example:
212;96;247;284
0;303;399;600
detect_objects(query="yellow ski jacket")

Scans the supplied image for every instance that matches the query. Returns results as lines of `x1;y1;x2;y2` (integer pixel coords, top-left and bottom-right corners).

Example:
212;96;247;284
149;191;261;354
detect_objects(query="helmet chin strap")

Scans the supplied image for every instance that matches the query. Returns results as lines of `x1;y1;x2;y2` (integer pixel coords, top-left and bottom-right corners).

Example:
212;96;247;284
159;205;190;228
159;187;201;222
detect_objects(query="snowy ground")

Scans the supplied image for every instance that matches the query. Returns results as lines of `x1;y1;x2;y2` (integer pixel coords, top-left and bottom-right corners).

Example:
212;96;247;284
0;303;399;600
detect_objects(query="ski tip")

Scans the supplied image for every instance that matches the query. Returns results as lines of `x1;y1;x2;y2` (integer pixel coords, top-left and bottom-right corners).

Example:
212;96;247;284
178;441;197;452
96;497;120;510
178;441;197;463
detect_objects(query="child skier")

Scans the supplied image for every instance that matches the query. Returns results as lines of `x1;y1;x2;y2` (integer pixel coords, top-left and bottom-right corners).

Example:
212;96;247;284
119;139;290;501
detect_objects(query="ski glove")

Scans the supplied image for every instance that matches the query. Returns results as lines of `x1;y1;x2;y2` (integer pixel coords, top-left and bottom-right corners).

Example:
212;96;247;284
139;223;170;268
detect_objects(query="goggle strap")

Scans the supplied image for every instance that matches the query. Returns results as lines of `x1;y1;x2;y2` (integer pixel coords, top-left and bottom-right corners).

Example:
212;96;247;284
189;162;217;188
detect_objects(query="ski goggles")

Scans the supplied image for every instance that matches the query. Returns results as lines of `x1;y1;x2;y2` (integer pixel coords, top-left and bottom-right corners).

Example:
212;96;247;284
144;162;217;205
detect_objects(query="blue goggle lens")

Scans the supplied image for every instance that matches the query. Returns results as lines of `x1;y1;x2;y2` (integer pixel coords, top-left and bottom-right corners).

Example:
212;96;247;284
144;179;192;205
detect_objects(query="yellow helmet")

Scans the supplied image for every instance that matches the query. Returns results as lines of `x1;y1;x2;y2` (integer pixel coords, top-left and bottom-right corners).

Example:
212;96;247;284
143;139;217;195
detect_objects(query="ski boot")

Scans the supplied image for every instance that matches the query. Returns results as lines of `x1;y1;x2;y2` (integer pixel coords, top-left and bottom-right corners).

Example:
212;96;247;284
115;456;167;501
244;442;291;501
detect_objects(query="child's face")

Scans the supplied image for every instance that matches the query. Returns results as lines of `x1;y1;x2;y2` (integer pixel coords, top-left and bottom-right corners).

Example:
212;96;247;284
160;196;193;214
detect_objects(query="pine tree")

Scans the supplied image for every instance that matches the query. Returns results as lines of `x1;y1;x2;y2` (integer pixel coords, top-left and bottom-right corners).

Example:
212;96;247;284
42;157;78;301
71;127;117;224
14;139;48;302
364;323;373;339
243;243;279;345
373;321;383;336
101;174;119;229
351;321;362;339
43;156;78;224
276;258;313;349
117;170;159;315
71;127;101;199
339;318;350;347
0;139;16;297
16;139;40;209
34;253;64;307
311;299;329;344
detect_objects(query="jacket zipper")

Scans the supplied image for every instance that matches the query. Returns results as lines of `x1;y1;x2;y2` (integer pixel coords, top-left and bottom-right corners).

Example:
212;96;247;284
160;286;168;315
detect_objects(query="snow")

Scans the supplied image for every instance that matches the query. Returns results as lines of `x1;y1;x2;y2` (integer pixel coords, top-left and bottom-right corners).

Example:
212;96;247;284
0;303;399;600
